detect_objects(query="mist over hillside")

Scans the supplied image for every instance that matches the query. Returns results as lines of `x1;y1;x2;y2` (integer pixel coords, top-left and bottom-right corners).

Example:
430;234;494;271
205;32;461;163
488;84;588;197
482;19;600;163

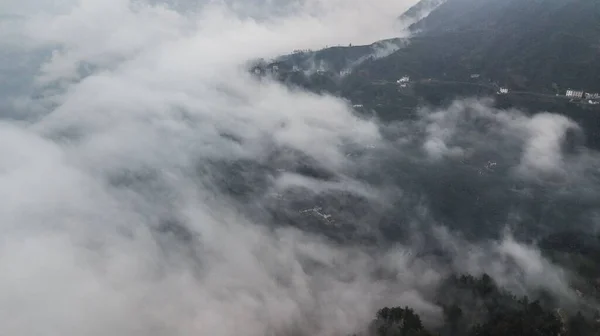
0;0;599;335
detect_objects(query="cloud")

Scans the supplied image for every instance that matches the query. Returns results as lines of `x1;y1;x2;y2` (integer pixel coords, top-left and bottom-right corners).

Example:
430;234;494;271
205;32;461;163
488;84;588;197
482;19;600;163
0;1;435;335
1;0;599;335
517;113;582;178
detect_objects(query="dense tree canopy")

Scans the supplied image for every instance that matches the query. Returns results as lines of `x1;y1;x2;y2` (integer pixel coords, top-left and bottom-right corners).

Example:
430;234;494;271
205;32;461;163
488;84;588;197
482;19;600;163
368;274;599;336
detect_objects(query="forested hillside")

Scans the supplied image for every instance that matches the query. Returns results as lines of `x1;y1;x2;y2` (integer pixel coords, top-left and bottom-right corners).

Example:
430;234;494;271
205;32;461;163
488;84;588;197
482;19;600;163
253;1;600;334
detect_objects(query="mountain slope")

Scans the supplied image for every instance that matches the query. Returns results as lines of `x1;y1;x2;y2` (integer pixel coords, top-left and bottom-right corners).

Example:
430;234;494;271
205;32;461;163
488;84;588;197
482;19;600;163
262;0;600;148
273;0;600;93
365;0;600;92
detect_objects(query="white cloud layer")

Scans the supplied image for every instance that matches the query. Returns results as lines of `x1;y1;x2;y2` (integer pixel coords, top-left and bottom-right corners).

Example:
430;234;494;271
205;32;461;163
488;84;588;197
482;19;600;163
0;1;430;335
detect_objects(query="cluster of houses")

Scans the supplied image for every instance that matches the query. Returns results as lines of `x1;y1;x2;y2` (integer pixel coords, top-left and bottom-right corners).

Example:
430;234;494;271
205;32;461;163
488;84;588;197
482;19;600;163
566;89;600;104
252;65;600;108
396;75;511;94
394;74;599;104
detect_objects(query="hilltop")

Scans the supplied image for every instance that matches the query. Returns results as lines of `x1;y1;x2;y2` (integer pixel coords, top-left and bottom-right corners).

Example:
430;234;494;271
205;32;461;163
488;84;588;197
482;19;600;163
256;0;600;147
265;0;600;93
378;0;600;93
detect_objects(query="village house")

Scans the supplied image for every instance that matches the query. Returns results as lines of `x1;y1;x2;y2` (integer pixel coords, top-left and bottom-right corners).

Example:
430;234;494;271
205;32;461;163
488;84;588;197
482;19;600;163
566;89;584;98
585;92;600;99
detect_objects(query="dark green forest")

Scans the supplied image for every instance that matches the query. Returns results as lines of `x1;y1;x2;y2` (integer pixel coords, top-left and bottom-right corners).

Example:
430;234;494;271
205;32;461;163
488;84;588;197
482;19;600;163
366;273;599;336
363;230;600;335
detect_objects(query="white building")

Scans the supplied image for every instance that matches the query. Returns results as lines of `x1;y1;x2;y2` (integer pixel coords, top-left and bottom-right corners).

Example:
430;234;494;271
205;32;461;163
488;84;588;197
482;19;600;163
498;88;509;94
397;76;410;83
566;89;584;98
